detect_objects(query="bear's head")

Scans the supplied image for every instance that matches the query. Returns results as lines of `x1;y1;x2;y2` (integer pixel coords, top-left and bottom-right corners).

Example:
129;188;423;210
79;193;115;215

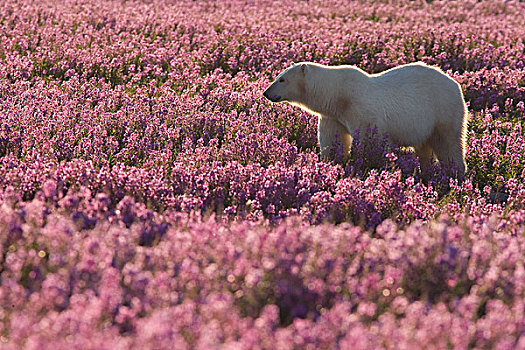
263;63;308;104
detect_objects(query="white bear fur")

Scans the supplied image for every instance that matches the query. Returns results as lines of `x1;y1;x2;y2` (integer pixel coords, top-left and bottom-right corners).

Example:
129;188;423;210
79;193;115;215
263;62;468;175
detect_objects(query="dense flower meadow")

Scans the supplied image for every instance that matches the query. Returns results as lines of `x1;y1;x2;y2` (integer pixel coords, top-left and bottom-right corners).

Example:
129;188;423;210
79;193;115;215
0;0;524;348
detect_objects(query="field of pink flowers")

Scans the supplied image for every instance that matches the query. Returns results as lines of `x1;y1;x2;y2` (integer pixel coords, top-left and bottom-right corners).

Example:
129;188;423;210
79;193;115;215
0;0;524;348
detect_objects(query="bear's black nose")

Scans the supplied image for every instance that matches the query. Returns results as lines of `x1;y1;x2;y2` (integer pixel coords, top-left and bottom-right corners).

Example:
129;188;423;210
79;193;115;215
263;89;281;102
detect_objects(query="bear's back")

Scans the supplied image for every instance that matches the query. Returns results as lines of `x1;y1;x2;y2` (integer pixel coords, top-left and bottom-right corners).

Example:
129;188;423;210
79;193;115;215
373;62;455;87
370;62;463;111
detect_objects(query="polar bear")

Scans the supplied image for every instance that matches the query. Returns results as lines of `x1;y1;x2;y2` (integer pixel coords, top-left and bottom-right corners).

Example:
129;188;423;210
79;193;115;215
263;62;467;176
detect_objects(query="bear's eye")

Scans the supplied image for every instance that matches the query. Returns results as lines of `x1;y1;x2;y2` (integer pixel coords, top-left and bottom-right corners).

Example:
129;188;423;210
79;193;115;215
279;78;285;83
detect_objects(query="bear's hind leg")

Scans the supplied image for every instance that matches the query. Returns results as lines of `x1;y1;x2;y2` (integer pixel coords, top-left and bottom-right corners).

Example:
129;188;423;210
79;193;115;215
415;143;434;174
318;117;352;160
429;130;466;176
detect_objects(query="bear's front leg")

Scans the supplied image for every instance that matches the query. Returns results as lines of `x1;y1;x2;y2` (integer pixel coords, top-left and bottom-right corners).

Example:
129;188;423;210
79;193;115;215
318;117;352;160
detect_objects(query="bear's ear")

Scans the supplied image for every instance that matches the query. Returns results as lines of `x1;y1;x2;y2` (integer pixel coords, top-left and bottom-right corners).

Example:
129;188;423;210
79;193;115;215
301;63;307;75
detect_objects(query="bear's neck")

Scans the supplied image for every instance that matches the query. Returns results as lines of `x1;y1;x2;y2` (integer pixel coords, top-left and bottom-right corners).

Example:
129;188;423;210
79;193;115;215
294;66;370;120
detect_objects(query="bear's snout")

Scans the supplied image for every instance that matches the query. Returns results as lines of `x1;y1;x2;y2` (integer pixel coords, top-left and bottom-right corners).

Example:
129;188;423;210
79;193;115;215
263;88;281;103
